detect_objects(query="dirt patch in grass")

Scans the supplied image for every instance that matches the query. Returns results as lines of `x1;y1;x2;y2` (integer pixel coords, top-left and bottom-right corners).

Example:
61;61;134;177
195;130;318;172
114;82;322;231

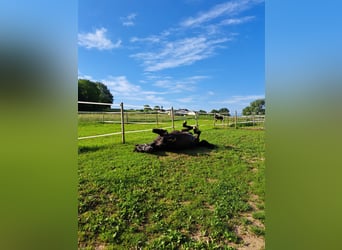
180;200;192;206
190;226;211;244
206;178;218;183
95;245;107;250
233;194;265;250
244;156;265;164
235;230;265;250
203;202;215;212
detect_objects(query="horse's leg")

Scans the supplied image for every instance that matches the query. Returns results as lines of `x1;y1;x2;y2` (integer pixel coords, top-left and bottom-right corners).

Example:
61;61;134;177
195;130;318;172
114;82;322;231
193;127;201;136
152;128;168;136
193;127;201;142
182;121;194;132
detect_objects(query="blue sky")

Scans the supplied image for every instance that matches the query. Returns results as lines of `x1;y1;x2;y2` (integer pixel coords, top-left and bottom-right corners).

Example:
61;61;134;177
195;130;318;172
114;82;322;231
78;0;264;114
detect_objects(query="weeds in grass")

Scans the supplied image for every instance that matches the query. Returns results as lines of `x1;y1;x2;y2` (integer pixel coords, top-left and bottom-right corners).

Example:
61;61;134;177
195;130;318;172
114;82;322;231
250;226;265;237
252;211;265;223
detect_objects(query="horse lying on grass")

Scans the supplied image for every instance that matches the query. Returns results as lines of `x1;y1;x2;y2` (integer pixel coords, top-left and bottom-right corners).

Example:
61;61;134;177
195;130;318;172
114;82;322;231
134;122;215;153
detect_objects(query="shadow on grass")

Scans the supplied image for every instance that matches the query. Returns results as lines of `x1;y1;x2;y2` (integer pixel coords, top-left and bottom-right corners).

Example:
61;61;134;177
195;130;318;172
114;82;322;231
149;145;218;157
135;142;241;157
223;145;240;151
78;145;108;153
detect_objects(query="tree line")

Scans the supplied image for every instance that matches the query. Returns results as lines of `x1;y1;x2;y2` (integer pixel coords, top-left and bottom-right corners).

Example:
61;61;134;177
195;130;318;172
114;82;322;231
78;79;113;111
142;102;266;116
242;99;265;115
142;105;231;115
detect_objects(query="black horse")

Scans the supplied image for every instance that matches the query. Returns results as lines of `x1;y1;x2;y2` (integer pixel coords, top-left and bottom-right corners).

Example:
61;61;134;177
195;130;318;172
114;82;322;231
134;122;214;153
214;113;224;122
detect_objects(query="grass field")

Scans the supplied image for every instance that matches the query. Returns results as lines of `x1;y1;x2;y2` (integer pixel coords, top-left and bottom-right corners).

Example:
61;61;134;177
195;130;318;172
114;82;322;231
78;120;265;249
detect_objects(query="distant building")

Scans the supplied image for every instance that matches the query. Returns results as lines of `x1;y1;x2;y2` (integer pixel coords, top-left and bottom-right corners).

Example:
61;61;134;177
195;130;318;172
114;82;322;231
168;109;197;116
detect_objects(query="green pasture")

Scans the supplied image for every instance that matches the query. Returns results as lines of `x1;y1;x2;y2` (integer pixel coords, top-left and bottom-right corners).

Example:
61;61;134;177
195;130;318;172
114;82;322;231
78;120;265;249
78;112;264;138
78;112;204;125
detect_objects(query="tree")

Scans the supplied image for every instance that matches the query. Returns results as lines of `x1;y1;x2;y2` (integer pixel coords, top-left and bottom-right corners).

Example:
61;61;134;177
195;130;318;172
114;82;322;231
242;106;252;115
143;104;152;112
78;79;113;111
153;105;161;111
210;109;219;114
198;110;207;114
96;82;113;104
78;79;100;102
218;107;230;116
242;98;265;115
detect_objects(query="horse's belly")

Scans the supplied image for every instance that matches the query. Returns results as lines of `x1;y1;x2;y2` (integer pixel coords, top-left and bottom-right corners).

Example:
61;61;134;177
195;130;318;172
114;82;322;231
163;134;196;149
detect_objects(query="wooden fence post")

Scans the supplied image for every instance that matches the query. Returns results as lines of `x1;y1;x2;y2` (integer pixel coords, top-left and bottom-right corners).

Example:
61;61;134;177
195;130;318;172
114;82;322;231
171;107;175;131
234;111;237;129
120;102;125;144
195;112;199;127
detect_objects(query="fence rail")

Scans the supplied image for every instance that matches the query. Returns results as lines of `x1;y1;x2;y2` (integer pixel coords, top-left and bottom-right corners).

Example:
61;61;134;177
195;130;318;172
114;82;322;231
78;102;265;143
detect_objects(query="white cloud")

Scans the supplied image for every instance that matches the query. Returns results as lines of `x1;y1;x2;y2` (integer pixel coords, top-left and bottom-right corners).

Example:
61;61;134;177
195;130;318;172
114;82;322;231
214;95;264;105
121;13;137;26
130;35;161;43
219;16;255;26
177;97;194;103
145;95;167;104
232;95;264;102
78;28;121;50
187;75;210;81
78;70;94;80
131;36;230;71
102;76;141;95
101;76;170;106
130;28;175;44
207;94;264;114
78;74;94;81
152;75;208;92
180;0;261;27
129;1;262;72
